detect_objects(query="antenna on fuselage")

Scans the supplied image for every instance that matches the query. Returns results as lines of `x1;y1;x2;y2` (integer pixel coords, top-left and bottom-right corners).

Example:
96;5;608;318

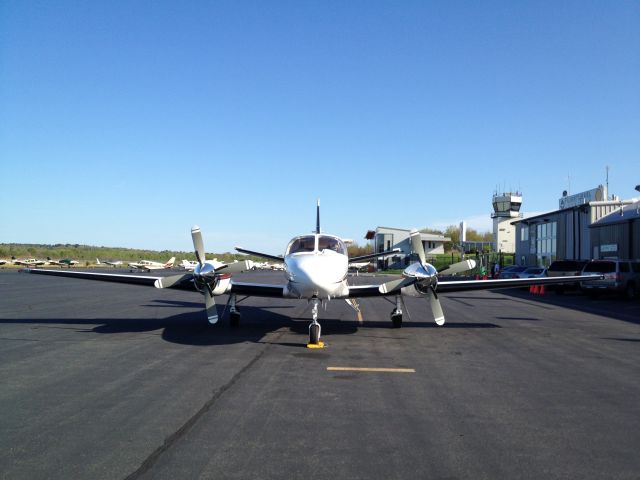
316;199;321;234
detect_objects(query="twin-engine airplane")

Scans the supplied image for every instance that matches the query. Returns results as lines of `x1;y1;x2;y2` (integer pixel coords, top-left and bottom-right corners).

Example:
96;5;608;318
23;203;601;347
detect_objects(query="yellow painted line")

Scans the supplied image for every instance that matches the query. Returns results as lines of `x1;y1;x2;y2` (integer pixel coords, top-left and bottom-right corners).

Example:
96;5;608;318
327;367;415;373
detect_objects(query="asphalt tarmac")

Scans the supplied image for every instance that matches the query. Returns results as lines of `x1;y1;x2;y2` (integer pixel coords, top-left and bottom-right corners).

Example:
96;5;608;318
1;269;639;479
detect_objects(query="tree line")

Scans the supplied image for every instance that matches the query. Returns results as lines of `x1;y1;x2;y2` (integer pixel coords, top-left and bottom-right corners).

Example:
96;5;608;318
0;243;263;264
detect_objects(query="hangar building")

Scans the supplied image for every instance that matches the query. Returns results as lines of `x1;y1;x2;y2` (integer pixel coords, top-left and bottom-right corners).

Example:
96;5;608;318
512;185;637;266
589;202;640;260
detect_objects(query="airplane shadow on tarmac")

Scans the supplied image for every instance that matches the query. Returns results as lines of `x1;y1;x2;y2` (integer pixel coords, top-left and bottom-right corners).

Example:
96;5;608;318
0;303;501;347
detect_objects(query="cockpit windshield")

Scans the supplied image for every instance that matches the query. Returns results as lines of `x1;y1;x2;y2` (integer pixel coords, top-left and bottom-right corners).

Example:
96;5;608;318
286;235;347;255
318;235;347;255
286;236;316;254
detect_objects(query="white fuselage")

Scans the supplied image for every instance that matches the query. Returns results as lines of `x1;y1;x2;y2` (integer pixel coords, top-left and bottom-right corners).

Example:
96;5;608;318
130;260;166;270
129;257;175;270
282;234;349;299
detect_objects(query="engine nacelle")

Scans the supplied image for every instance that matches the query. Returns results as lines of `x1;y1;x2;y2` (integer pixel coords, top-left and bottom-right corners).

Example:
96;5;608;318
401;261;438;297
193;263;232;295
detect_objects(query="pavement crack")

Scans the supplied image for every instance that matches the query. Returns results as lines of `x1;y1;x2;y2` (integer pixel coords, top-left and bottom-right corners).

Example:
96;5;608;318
124;333;281;480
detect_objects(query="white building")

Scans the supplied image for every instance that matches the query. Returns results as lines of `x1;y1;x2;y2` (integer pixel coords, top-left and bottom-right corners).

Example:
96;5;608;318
366;227;450;270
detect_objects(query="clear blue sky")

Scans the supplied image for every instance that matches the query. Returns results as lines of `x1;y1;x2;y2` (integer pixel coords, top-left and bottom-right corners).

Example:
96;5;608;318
1;1;638;254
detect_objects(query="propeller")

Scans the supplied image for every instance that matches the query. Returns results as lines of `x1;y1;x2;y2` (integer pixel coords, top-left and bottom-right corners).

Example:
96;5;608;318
155;227;250;320
378;229;445;325
410;229;446;325
437;259;476;276
191;225;220;324
410;229;427;266
192;225;206;266
217;260;253;274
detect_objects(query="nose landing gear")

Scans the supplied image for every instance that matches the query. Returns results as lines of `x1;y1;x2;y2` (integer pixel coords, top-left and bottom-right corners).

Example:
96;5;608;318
307;298;324;348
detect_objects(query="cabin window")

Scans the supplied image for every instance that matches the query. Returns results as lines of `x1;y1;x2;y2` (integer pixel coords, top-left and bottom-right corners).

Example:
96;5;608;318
318;236;347;255
287;236;316;254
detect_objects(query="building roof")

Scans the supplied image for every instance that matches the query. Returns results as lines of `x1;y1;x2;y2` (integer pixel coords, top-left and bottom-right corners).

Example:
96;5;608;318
370;227;450;242
510;199;637;225
590;201;640;228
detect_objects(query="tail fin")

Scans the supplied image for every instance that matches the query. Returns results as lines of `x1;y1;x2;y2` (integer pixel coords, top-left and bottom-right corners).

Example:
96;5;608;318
96;258;101;264
165;257;176;268
316;198;321;234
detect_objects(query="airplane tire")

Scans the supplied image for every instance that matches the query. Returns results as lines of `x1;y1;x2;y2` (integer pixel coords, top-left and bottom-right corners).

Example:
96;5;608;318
391;313;403;328
309;323;320;344
230;312;241;327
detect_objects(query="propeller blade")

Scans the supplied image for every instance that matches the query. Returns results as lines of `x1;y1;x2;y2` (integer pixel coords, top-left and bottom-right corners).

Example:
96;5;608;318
437;259;477;276
410;229;426;266
378;276;415;294
215;260;253;274
205;290;218;324
427;287;445;326
191;225;206;266
154;273;193;289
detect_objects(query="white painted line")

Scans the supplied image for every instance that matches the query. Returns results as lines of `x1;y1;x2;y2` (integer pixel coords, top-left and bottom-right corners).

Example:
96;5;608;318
327;367;415;373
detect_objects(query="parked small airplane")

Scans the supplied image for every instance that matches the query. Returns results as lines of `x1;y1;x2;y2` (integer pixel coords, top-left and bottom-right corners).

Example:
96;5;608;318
128;257;176;272
47;257;80;267
13;258;47;267
96;258;123;267
181;259;198;271
22;202;602;347
0;259;7;265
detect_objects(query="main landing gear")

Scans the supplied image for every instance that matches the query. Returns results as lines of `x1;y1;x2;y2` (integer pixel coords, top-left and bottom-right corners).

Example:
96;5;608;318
391;295;403;328
307;298;324;348
228;293;241;327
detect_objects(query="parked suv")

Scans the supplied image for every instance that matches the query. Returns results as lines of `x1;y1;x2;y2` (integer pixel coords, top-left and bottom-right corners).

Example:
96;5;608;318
547;260;588;294
580;260;640;299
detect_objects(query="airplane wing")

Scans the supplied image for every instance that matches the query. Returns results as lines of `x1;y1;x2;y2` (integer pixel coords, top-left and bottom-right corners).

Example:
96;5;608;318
435;275;599;293
22;268;287;297
347;274;601;298
22;268;163;287
235;247;284;262
349;248;401;263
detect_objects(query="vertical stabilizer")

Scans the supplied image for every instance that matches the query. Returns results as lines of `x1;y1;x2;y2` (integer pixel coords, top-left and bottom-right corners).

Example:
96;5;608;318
316;199;321;234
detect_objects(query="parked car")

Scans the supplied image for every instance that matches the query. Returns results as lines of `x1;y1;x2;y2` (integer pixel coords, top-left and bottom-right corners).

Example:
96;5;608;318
517;267;547;278
547;260;589;294
580;260;640;299
497;266;528;279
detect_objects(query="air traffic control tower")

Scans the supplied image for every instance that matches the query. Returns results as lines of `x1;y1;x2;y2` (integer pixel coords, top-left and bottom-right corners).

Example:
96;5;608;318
492;191;522;253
